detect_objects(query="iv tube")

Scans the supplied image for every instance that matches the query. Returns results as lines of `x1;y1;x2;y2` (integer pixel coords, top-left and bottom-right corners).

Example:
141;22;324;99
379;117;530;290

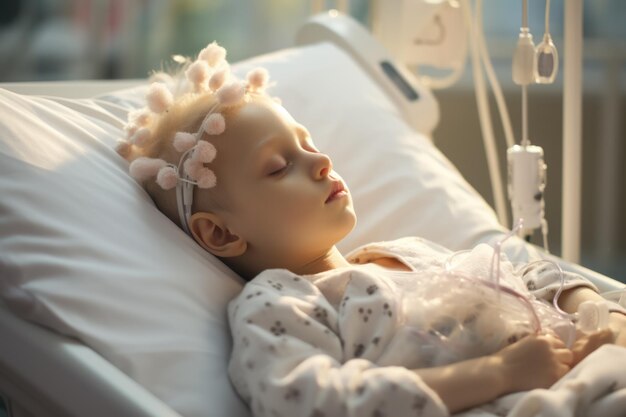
489;218;524;294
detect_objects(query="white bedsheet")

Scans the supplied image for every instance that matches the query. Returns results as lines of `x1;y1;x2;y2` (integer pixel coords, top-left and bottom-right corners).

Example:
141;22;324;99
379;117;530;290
458;344;626;417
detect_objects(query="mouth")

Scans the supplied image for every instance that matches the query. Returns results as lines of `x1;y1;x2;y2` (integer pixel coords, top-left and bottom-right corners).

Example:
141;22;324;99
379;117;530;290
325;179;347;203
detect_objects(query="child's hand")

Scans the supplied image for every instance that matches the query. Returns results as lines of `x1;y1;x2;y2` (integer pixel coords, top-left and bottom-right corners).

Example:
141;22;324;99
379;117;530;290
495;334;573;394
570;313;626;367
571;328;614;366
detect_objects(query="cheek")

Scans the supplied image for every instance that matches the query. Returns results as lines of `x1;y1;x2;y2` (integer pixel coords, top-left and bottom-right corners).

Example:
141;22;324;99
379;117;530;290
262;195;309;226
234;177;325;236
234;189;304;235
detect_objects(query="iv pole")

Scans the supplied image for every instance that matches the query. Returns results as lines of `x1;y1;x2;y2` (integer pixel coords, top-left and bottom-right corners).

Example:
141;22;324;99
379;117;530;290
562;0;582;263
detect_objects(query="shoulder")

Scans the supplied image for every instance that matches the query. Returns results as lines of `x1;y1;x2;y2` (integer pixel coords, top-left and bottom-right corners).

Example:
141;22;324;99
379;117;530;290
346;237;452;265
229;269;318;308
249;268;317;294
227;268;332;326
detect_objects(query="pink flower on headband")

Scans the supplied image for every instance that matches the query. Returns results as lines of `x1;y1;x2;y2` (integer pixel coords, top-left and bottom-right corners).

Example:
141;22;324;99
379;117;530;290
173;132;197;152
183;158;203;180
217;81;246;107
132;127;152;147
128;109;152;127
197;168;217;189
156;166;179;190
183;158;216;189
199;42;226;67
146;83;173;114
204;113;225;135
209;67;228;92
129;157;167;182
186;60;210;90
124;123;139;139
247;67;269;92
120;41;283;196
193;141;217;163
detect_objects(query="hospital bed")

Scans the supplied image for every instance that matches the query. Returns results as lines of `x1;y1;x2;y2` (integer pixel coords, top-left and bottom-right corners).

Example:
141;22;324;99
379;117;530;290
0;12;624;417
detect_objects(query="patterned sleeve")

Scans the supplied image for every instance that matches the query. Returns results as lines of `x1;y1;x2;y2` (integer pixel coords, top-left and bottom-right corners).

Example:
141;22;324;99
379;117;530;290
227;269;449;417
521;262;598;302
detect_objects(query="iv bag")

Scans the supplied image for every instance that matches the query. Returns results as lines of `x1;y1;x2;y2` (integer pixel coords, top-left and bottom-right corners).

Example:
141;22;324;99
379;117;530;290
387;270;574;368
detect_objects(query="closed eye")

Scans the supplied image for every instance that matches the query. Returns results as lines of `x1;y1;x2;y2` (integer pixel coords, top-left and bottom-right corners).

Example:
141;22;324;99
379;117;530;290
268;161;292;176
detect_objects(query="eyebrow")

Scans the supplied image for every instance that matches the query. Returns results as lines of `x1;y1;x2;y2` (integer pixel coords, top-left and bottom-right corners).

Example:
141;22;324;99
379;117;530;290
250;136;284;176
253;135;282;158
254;124;307;156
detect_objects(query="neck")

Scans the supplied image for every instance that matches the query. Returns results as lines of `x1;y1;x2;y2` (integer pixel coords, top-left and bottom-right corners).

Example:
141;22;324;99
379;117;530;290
224;245;351;281
295;246;351;276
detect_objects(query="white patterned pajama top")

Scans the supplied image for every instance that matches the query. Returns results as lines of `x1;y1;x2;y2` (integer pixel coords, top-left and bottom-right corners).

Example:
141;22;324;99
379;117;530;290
227;237;598;417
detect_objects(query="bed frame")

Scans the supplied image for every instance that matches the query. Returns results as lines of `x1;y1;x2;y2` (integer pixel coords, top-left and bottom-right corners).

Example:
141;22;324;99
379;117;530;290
0;300;183;417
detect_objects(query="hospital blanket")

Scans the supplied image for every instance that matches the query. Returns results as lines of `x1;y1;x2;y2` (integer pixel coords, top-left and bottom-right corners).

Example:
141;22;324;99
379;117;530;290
457;344;626;417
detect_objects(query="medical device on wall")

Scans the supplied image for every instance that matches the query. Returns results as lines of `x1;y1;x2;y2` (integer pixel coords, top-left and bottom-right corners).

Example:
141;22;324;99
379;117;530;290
371;0;468;89
371;0;513;228
370;0;561;249
296;10;440;135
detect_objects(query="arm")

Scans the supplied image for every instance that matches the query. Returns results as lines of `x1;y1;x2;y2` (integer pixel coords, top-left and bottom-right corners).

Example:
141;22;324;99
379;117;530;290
229;271;573;416
416;334;572;414
558;286;626;348
522;265;626;346
228;272;450;417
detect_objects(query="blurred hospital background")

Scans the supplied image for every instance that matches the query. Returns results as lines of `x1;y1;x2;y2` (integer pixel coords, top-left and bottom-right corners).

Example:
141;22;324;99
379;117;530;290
0;0;624;281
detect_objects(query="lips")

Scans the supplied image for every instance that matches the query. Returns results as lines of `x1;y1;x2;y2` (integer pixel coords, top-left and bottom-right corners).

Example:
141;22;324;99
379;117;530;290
325;180;347;203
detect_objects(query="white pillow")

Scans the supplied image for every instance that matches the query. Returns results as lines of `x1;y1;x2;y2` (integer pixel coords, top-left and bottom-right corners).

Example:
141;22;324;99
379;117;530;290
0;42;508;417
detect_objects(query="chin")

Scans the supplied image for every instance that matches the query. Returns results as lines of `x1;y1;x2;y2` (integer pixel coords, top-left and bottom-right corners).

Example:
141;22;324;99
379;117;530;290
334;210;357;243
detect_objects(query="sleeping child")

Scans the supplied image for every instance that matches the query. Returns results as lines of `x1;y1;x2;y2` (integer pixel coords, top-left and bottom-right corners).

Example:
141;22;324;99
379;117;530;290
116;42;626;417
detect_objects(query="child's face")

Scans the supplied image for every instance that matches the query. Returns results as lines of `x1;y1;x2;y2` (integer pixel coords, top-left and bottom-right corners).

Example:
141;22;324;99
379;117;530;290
204;97;356;269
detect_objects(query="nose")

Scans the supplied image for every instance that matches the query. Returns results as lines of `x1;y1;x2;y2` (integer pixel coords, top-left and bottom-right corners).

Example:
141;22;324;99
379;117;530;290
312;152;332;179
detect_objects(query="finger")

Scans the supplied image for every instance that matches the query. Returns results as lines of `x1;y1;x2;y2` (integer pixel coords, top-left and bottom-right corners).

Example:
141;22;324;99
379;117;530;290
572;337;588;354
591;328;615;343
556;363;571;380
577;330;613;352
555;348;574;365
542;333;566;349
571;331;613;366
577;328;613;343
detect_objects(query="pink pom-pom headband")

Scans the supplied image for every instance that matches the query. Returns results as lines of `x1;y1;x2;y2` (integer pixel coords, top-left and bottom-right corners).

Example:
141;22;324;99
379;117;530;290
117;41;272;235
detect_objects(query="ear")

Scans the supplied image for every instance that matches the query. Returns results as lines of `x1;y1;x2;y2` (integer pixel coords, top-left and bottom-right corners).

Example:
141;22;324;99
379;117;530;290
189;212;247;258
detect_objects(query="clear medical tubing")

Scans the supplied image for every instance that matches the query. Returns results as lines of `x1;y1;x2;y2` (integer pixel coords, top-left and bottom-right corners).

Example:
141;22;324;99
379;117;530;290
489;218;524;293
444;221;543;335
460;0;509;227
512;0;534;148
445;219;572;335
493;220;568;324
447;219;626;345
475;0;515;149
